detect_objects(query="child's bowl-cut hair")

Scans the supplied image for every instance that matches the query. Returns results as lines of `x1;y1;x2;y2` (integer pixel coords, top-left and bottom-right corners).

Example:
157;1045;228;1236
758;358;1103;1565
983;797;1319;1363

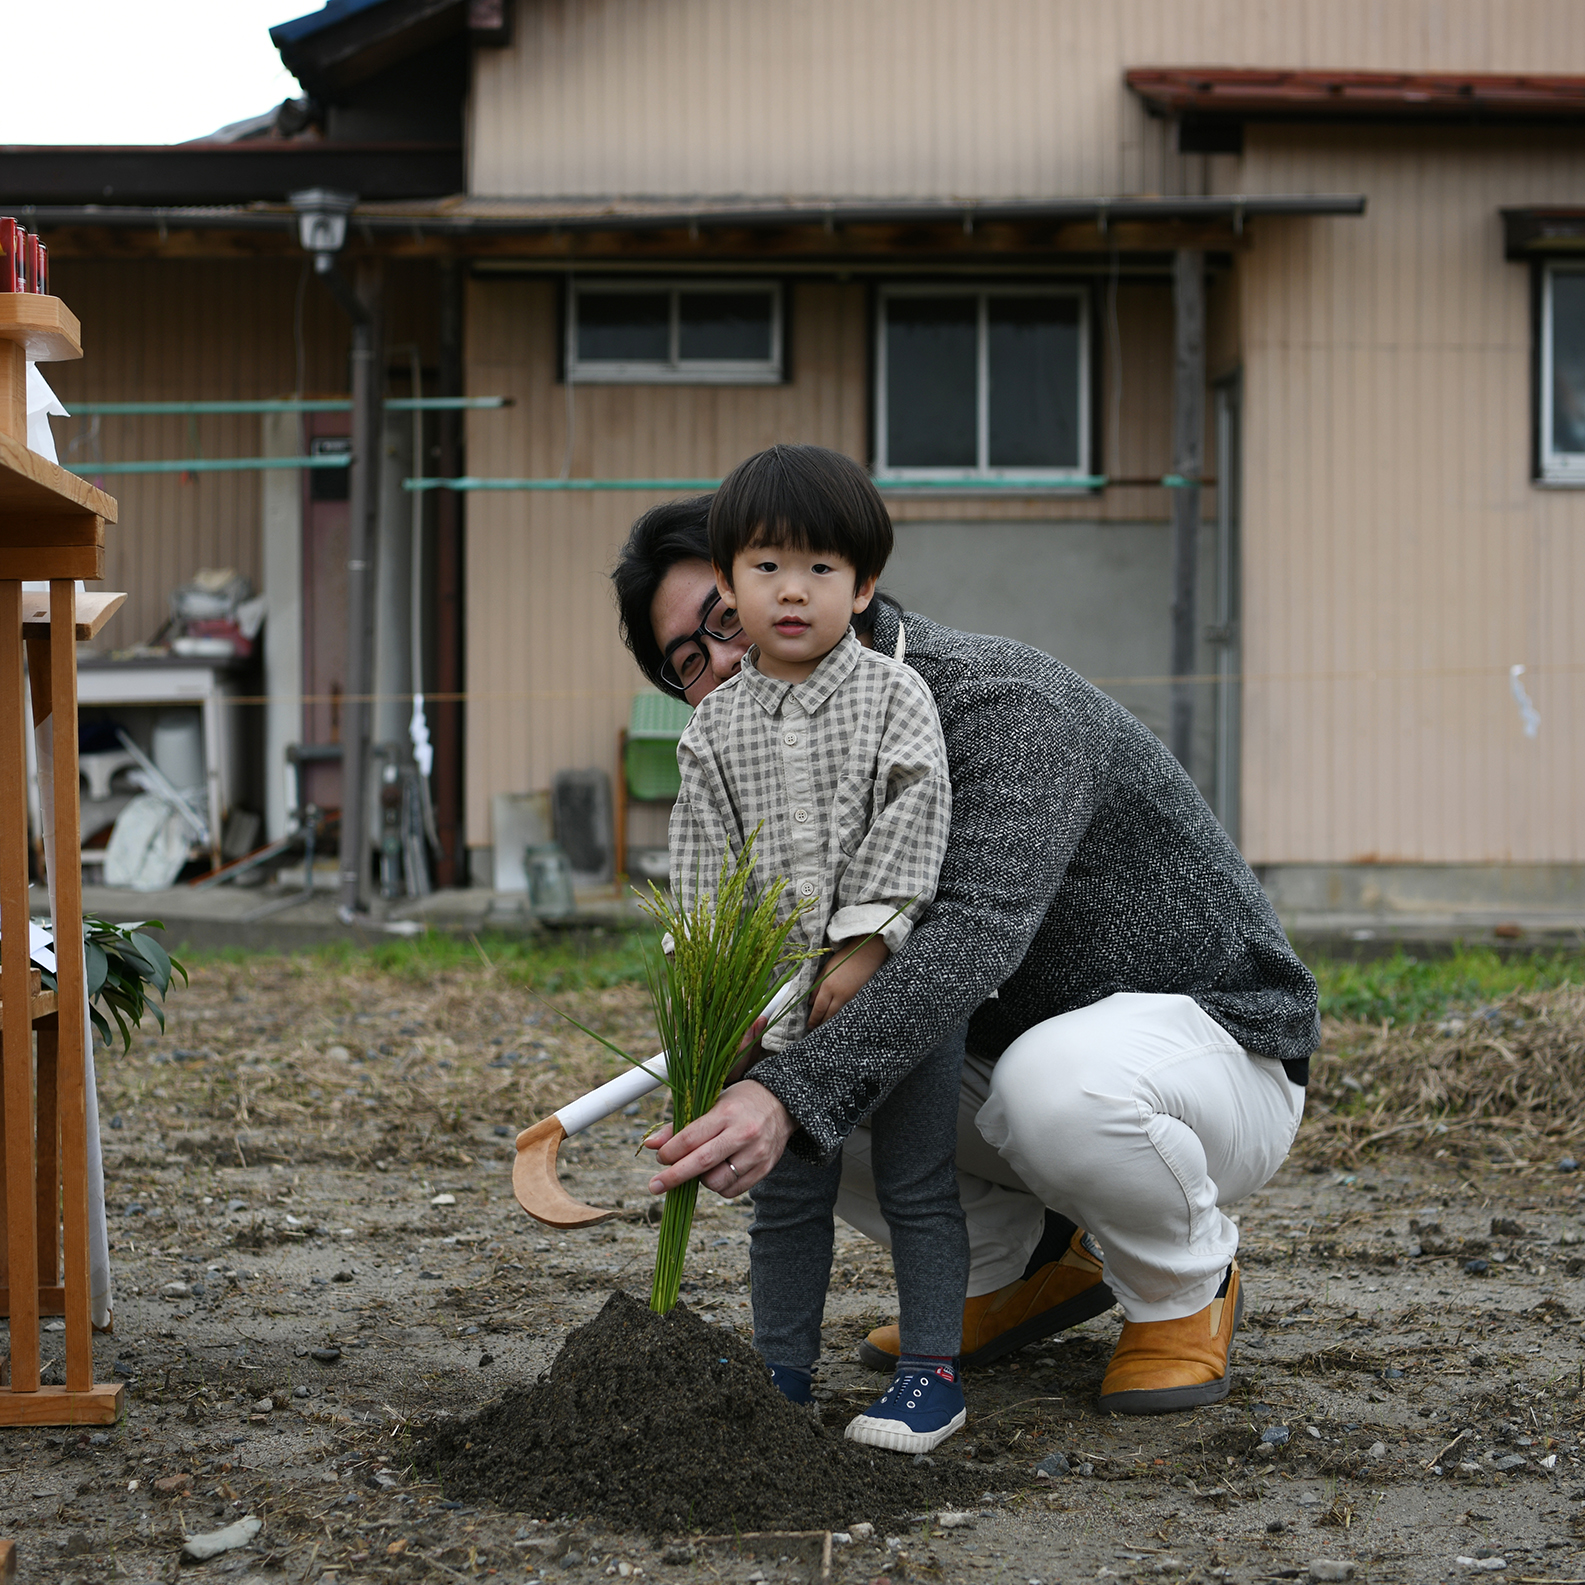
709;444;893;587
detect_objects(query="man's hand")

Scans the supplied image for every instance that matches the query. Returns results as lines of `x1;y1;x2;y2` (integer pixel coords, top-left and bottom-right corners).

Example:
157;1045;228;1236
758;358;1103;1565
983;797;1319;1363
644;1079;795;1200
808;935;889;1029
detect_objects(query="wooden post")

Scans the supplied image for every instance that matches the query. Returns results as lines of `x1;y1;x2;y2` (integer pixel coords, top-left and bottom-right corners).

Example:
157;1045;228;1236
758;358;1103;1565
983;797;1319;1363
613;729;628;883
1169;248;1205;773
431;260;465;890
0;580;38;1392
49;580;93;1392
336;259;384;919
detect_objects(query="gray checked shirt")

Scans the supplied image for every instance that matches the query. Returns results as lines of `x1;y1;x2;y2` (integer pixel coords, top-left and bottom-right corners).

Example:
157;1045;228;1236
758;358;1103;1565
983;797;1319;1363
669;628;951;1052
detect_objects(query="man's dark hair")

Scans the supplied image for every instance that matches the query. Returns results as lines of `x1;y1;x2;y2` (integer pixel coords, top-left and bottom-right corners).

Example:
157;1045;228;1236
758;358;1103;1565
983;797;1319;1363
612;494;714;689
612;484;892;690
709;444;893;588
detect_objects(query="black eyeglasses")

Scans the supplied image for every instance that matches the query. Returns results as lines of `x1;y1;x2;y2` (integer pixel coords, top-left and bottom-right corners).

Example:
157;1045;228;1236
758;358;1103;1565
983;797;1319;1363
658;590;743;697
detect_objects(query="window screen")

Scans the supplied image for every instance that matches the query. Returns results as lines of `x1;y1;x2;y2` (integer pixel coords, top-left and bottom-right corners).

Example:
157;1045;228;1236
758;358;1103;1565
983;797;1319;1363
569;283;782;382
988;296;1082;468
1548;268;1585;469
884;298;978;468
678;290;775;362
576;291;670;364
879;288;1088;477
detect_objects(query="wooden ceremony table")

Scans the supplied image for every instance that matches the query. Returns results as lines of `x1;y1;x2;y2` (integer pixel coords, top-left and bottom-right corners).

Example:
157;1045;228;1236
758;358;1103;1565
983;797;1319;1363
0;292;124;1424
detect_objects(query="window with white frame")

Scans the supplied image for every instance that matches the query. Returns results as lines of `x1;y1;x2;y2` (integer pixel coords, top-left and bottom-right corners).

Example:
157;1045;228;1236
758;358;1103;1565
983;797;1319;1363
1542;262;1585;481
876;286;1090;480
567;280;783;383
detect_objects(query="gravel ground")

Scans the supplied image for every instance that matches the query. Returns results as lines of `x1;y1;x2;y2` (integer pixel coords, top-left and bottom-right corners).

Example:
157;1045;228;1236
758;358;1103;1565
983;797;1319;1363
2;955;1583;1585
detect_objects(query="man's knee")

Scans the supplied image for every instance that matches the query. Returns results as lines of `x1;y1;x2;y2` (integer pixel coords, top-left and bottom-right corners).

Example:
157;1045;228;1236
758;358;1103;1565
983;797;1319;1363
978;1054;1111;1193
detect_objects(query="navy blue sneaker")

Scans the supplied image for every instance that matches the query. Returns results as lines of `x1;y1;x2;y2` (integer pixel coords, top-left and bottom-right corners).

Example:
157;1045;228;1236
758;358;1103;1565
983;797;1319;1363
768;1362;813;1404
844;1362;966;1453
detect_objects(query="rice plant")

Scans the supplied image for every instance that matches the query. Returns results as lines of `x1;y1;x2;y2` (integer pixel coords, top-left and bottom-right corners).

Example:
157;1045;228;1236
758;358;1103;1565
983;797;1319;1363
636;835;815;1313
529;830;909;1314
526;832;814;1312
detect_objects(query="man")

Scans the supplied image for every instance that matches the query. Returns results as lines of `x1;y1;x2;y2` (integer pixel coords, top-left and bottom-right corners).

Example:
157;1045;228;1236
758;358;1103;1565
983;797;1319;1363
615;494;1317;1414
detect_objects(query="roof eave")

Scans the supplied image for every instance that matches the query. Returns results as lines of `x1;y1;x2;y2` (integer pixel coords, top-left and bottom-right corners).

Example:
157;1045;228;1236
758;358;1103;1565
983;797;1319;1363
0;143;463;205
1128;67;1585;124
271;0;464;100
7;192;1368;236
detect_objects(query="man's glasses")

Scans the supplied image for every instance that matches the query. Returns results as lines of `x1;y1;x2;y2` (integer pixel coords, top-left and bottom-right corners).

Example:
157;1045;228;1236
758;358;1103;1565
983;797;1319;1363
659;590;742;697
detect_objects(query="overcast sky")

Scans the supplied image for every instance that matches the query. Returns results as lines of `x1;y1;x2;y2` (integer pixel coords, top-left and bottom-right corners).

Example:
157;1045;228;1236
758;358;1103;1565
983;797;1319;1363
1;2;304;146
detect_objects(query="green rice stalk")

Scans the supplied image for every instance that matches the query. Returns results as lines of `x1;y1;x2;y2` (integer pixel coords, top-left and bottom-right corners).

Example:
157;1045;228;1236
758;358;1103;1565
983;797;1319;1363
636;831;817;1313
524;827;911;1315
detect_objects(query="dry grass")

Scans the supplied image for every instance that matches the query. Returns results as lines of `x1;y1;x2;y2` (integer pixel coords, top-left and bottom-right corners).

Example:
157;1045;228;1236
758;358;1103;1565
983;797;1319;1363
106;949;1585;1178
97;953;658;1179
1298;981;1585;1166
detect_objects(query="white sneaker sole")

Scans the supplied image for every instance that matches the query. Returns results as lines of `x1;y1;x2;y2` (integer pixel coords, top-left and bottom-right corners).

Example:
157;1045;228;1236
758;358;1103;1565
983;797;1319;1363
843;1406;967;1454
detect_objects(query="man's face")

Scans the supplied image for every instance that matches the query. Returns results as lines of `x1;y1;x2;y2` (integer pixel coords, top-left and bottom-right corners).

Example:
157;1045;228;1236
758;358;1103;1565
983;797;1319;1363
650;558;753;703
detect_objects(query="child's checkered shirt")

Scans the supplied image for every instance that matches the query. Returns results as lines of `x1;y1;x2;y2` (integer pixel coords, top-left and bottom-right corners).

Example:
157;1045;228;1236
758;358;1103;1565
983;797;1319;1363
669;627;951;1051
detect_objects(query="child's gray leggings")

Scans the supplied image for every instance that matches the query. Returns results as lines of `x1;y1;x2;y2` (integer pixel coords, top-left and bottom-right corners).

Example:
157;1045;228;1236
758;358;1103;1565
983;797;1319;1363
746;1023;970;1368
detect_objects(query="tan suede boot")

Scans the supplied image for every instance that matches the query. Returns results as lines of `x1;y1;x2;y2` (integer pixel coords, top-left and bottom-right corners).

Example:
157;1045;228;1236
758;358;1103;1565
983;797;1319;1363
1097;1261;1243;1415
858;1229;1115;1372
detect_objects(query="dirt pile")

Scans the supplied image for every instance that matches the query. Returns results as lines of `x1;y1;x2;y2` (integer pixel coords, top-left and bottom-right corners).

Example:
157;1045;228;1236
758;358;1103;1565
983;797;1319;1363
418;1290;996;1534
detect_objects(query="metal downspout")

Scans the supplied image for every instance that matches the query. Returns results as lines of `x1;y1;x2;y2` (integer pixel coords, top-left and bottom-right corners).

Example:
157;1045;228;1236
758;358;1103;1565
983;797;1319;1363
318;258;383;921
1169;249;1206;775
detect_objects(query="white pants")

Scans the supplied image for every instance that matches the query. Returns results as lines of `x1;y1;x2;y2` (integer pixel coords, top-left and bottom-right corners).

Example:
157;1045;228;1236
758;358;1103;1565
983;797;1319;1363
837;993;1305;1323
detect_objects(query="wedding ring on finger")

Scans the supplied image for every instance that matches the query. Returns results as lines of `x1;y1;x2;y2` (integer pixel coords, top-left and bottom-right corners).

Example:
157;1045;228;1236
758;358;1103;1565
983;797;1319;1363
726;1160;741;1179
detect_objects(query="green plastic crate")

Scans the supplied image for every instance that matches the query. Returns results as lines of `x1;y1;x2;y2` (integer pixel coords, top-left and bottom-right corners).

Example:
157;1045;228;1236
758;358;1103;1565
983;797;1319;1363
624;691;693;800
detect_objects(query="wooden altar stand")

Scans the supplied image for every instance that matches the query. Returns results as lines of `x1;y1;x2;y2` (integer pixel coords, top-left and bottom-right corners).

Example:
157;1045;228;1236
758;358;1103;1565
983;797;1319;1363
0;292;124;1424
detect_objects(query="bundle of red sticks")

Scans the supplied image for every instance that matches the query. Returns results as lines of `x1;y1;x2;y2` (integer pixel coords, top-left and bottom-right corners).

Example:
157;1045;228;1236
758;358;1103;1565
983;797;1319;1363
0;218;48;294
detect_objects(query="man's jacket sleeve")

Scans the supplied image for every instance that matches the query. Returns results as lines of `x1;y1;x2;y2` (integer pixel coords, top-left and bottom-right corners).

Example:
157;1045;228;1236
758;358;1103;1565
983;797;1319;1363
749;672;1106;1160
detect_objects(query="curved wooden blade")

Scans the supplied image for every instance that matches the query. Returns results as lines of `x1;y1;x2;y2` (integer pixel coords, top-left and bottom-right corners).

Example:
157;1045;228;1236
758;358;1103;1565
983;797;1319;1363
512;1115;617;1229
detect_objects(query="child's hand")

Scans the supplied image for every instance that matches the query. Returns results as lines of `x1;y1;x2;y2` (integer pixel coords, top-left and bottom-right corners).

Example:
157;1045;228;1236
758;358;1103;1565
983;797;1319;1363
725;1013;769;1083
808;936;889;1029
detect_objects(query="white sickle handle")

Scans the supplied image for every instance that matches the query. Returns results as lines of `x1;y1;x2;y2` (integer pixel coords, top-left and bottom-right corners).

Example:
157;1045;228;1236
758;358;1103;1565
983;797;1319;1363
552;978;799;1138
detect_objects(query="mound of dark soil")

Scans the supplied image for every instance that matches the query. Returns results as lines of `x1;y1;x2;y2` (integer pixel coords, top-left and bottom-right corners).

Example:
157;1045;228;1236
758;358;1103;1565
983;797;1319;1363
417;1290;998;1534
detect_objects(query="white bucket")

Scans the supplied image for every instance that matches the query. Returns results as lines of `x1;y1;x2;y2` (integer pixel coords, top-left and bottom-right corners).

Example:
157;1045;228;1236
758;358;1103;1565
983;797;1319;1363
151;710;204;792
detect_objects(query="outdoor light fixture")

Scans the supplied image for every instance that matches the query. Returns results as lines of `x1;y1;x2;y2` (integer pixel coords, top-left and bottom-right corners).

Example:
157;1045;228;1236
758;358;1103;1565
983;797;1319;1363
290;188;357;272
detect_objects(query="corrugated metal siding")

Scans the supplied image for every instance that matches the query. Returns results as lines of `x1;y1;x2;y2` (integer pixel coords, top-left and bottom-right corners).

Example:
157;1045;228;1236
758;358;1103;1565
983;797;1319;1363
1238;127;1585;863
473;0;1585;200
46;259;341;652
469;3;1585;865
44;259;438;655
462;274;1187;844
464;278;863;842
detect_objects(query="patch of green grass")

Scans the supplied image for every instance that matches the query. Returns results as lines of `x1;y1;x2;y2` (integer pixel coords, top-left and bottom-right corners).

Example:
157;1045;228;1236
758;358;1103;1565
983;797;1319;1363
182;927;651;993
173;929;1585;1030
1308;945;1585;1026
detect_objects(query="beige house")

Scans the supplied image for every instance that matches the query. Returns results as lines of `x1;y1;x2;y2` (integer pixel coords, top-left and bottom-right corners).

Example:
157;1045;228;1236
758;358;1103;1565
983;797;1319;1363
18;0;1585;924
455;0;1585;925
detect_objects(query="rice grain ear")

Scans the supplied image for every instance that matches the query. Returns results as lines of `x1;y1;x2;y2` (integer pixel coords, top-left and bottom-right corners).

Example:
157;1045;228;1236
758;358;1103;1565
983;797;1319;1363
639;827;817;1313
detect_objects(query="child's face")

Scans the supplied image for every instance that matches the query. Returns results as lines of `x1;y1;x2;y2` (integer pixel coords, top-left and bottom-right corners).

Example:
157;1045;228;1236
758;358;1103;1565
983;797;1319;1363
717;540;877;684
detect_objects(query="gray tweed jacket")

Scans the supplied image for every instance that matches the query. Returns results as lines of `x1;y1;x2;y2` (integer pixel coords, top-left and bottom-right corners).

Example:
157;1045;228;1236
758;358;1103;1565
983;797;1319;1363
750;604;1320;1163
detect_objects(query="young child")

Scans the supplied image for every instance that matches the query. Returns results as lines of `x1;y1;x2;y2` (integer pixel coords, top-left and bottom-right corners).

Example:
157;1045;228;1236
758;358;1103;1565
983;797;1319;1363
668;443;968;1454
